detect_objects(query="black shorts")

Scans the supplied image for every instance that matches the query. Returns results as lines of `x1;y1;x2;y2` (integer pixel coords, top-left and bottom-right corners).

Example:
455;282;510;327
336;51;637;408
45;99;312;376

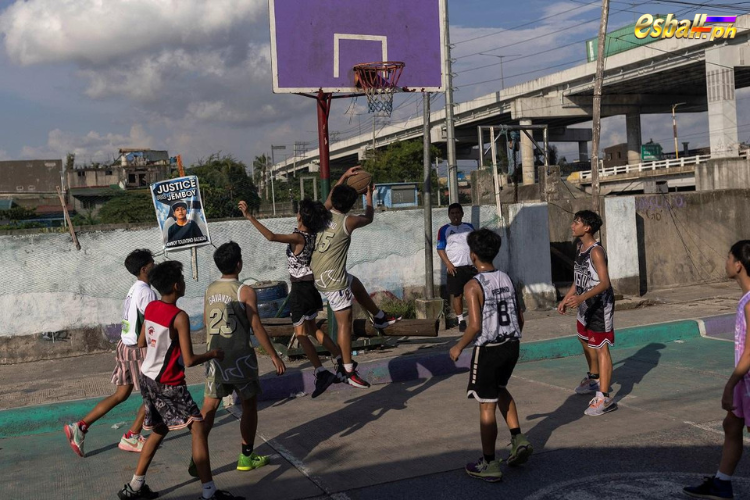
140;375;203;431
466;339;520;403
289;280;323;326
447;265;477;296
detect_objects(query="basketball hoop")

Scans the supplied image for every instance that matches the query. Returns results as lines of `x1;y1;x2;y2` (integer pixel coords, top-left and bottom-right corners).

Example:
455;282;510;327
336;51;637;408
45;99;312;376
353;61;405;116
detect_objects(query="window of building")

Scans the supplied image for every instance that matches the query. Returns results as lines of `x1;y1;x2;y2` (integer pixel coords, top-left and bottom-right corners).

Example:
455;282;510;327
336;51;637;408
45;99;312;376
78;171;85;177
391;186;416;205
617;152;622;159
105;170;113;175
128;174;136;184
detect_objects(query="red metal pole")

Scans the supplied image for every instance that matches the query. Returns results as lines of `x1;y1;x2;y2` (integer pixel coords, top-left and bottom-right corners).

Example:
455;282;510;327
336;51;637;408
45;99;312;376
316;90;332;199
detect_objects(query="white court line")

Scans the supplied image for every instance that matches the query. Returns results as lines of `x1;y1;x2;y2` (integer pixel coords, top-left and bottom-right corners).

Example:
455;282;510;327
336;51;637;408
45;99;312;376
512;374;750;444
695;318;734;343
257;432;352;500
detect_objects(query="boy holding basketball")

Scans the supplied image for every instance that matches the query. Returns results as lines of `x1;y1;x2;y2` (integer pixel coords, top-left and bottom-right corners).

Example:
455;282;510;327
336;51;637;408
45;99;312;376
437;203;476;332
311;166;400;388
557;210;617;416
64;249;155;457
449;229;532;482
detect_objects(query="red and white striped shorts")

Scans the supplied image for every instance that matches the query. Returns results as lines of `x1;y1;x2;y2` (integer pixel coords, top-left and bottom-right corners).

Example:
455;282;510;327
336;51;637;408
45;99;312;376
110;340;147;390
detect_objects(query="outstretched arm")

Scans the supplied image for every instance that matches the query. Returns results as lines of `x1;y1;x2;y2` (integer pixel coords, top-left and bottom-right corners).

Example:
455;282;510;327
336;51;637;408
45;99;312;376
176;311;223;367
345;183;374;232
238;200;304;246
241;286;286;376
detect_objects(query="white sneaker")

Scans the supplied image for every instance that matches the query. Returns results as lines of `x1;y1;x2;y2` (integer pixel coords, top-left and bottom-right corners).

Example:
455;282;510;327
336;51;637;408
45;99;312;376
575;375;600;395
584;396;617;416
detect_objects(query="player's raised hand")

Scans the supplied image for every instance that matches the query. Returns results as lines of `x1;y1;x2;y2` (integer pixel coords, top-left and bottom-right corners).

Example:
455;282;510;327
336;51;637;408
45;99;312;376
343;166;362;179
238;200;252;219
271;354;286;375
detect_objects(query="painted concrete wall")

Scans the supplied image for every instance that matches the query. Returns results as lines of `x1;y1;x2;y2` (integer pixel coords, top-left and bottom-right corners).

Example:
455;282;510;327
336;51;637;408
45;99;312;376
696;158;750;191
634;190;750;290
604;197;639;295
0;204;553;339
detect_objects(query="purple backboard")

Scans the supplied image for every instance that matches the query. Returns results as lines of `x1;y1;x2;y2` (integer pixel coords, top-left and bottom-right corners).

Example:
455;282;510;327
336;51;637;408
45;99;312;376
269;0;446;93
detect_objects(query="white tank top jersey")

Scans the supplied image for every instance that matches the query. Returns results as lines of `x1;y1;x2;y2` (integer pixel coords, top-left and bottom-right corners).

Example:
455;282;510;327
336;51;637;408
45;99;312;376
120;280;157;346
473;270;521;346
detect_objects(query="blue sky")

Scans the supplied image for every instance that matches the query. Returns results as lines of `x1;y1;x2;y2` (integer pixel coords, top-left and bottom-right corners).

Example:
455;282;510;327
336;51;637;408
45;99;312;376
0;0;745;168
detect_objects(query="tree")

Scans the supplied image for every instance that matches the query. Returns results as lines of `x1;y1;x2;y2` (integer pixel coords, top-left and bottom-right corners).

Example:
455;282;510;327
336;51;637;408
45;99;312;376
252;154;269;193
189;154;260;218
361;139;440;190
98;190;155;224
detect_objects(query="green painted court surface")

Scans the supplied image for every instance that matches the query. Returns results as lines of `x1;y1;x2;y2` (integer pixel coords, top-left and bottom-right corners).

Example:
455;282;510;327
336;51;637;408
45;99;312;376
2;336;746;499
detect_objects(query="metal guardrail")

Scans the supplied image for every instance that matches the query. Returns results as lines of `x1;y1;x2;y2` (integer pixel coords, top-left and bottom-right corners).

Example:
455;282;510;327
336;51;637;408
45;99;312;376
576;154;713;182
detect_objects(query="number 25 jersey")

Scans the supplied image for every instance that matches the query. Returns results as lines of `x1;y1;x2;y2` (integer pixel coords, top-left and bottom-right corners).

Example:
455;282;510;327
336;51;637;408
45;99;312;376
473;270;521;346
204;279;256;384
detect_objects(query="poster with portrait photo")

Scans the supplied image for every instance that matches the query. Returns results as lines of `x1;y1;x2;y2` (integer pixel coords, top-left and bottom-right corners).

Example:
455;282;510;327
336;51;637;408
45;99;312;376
151;176;211;251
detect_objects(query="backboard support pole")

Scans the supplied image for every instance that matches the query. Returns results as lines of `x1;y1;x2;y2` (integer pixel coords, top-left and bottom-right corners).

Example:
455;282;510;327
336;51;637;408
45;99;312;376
316;90;333;200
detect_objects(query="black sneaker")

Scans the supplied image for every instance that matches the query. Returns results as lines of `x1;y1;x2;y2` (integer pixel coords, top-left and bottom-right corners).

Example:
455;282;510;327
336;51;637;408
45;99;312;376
312;369;336;398
118;483;159;499
200;491;244;500
459;320;467;332
684;476;734;499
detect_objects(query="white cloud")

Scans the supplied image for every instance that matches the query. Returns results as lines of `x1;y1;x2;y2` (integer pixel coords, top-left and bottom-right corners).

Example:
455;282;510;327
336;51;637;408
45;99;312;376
20;124;154;162
0;0;266;66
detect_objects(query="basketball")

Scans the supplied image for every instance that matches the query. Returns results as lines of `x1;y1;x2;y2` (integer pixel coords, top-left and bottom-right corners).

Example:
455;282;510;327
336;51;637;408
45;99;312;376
346;170;372;194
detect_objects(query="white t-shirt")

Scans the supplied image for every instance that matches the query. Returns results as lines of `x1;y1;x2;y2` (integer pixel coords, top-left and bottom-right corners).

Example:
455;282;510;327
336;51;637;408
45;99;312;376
121;280;157;346
437;222;475;267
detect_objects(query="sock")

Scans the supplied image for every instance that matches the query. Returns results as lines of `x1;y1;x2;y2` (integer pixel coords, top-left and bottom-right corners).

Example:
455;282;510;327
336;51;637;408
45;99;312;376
716;471;732;482
314;366;325;375
202;481;217;499
458;314;464;323
130;475;145;492
344;363;354;373
510;428;521;436
77;420;89;433
596;391;604;399
242;443;253;457
125;430;138;439
483;453;495;463
589;373;599;380
374;310;385;320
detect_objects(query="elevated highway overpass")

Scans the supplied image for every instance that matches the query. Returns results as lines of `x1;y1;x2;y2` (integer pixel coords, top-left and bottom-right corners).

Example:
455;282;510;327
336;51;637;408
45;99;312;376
273;13;750;188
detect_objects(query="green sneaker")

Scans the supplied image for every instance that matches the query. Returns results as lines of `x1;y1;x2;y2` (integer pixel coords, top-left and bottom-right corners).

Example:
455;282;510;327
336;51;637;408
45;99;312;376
465;457;503;482
237;452;269;471
188;457;198;478
507;433;533;466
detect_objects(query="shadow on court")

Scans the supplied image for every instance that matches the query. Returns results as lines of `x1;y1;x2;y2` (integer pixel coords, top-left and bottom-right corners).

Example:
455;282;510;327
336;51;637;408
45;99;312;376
525;343;665;450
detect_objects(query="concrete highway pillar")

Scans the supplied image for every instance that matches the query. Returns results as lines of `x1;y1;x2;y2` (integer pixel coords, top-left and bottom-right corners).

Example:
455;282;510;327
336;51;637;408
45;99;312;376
578;141;588;162
520;118;535;184
706;45;739;158
626;112;642;164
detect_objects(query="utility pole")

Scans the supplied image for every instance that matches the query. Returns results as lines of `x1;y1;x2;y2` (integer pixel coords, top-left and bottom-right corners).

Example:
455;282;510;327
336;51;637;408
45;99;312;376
423;93;434;299
672;102;686;159
268;154;276;216
590;0;610;211
443;0;458;204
